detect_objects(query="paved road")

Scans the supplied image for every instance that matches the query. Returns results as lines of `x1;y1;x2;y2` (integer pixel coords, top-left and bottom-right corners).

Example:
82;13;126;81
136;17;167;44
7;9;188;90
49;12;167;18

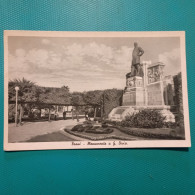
8;119;85;143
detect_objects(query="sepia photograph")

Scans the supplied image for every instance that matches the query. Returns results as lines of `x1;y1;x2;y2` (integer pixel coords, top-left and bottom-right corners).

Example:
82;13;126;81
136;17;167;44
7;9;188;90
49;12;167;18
4;31;191;151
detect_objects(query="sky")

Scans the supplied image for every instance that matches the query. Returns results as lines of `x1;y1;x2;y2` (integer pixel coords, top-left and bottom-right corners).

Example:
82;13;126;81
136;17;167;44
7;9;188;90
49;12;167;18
8;36;181;92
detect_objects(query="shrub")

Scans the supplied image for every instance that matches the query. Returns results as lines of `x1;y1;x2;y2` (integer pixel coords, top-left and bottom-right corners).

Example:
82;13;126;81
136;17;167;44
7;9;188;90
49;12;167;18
106;110;178;129
85;127;113;134
94;117;103;123
83;123;93;131
71;125;85;132
105;120;119;126
125;110;166;128
83;120;93;125
102;123;108;128
120;120;134;127
8;104;16;122
94;117;98;121
163;121;178;129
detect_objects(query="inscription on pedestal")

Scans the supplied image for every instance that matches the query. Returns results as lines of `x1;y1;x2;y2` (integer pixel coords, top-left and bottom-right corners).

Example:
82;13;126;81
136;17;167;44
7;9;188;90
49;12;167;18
123;92;136;106
147;82;164;105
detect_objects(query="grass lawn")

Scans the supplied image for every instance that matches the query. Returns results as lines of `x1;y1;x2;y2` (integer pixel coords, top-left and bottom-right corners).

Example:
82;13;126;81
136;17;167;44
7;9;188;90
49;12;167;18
26;131;75;142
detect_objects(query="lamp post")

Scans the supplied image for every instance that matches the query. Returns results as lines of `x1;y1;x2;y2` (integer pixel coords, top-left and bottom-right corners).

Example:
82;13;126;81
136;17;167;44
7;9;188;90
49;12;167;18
15;86;19;127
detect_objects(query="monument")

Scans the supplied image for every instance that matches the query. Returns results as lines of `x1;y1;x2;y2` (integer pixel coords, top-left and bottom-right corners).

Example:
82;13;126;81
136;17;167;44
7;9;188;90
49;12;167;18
131;42;144;77
108;43;175;122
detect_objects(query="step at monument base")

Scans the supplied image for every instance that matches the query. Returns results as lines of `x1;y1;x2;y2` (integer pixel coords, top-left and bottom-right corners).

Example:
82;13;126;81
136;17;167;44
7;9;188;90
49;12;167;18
108;105;175;122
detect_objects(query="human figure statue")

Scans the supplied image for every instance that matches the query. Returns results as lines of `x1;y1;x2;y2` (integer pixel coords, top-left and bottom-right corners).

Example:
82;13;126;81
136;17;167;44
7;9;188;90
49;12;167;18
131;42;144;77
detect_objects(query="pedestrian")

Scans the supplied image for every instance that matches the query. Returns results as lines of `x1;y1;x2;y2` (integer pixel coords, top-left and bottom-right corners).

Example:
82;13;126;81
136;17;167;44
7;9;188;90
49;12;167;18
85;110;88;120
76;109;79;122
54;110;57;121
63;110;66;120
71;109;74;120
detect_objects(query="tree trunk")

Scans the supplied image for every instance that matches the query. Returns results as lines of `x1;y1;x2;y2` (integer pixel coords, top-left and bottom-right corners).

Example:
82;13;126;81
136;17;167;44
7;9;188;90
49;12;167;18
19;104;23;124
48;108;51;121
101;93;104;120
76;106;79;122
94;106;97;118
28;104;31;116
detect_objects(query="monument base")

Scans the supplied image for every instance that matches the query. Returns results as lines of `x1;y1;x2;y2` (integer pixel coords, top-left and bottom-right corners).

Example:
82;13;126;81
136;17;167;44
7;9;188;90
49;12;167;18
123;88;145;106
108;105;175;122
123;76;145;106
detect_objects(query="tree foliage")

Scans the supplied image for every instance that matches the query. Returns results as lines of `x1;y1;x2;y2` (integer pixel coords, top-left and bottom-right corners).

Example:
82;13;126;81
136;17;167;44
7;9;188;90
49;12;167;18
8;78;71;105
71;92;85;106
167;83;174;105
38;87;71;105
173;72;184;127
9;78;37;102
83;90;103;105
102;89;123;117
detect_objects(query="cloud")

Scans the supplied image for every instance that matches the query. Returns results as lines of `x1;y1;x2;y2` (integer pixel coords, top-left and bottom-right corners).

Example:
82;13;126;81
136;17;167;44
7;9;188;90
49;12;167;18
41;39;51;45
9;54;27;72
15;48;26;57
114;46;133;69
65;43;83;56
26;49;49;67
48;51;62;68
9;41;133;91
158;48;181;76
63;42;132;72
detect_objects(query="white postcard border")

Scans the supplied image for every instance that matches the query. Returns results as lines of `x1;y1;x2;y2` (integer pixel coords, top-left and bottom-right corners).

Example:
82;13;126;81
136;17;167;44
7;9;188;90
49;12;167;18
4;31;191;151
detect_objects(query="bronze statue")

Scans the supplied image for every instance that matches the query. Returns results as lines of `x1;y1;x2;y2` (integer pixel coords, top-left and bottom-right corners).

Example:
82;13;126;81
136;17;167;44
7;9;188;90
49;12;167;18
131;42;144;77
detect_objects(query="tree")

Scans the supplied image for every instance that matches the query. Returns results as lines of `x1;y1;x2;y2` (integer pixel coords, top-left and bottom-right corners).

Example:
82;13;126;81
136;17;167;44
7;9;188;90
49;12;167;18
102;89;123;117
38;87;71;105
82;89;123;118
8;78;37;123
173;72;184;131
83;90;103;106
61;85;70;93
167;84;174;105
71;92;85;106
9;78;36;102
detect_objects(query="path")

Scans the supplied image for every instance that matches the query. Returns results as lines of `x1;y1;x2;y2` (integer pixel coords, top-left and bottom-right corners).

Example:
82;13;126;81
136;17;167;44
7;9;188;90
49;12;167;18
8;119;85;143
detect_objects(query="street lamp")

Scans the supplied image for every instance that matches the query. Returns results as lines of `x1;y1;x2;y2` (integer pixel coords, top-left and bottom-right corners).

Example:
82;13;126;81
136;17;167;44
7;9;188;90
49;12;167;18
15;86;19;127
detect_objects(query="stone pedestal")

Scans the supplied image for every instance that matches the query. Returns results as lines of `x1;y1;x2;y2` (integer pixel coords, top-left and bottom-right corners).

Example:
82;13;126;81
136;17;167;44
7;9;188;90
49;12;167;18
122;76;145;106
147;62;165;106
123;88;145;106
147;81;164;105
108;106;136;121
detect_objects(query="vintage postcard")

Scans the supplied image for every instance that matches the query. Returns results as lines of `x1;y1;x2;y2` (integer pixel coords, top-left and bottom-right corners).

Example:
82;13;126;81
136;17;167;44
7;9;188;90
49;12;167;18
4;31;191;151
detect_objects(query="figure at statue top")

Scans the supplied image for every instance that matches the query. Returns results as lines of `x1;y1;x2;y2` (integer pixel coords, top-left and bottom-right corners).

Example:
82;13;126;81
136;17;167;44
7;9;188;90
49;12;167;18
131;42;144;77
